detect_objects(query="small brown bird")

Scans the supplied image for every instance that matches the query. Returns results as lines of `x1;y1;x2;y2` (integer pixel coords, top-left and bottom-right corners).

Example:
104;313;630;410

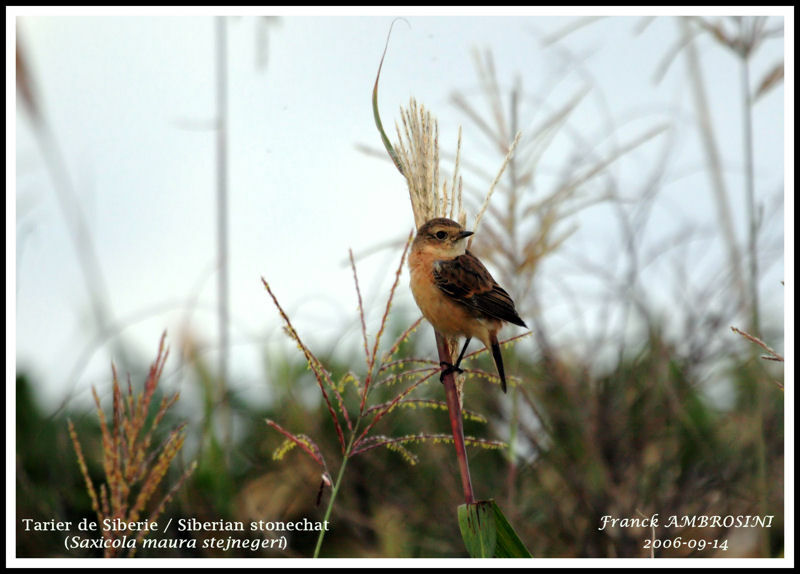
408;217;527;393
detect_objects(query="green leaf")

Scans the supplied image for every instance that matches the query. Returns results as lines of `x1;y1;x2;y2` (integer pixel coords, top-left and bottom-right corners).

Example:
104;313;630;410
491;500;533;558
458;500;496;557
458;499;533;558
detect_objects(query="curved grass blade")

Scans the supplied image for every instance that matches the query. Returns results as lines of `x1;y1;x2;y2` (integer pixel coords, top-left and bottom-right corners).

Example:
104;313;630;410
490;499;533;558
373;18;408;176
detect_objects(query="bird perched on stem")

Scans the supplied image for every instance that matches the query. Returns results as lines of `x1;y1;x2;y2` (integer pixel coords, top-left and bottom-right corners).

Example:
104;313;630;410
408;217;527;393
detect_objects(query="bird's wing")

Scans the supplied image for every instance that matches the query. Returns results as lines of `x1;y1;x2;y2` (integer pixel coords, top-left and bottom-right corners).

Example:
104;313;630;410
433;251;527;327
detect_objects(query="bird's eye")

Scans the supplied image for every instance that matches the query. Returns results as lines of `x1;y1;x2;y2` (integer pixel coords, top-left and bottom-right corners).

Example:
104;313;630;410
435;231;447;240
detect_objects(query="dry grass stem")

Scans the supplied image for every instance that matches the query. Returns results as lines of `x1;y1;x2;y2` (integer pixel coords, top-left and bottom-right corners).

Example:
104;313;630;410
470;130;522;249
262;278;350;445
349;248;371;367
731;326;785;390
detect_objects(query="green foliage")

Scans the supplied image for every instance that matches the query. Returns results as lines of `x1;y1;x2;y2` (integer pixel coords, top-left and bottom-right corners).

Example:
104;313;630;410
491;500;533;558
458;500;496;557
15;311;784;557
459;499;532;558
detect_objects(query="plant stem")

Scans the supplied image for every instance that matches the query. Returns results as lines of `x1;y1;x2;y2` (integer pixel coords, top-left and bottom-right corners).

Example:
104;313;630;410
681;17;747;312
215;15;232;462
739;36;759;337
313;431;356;558
738;20;767;557
436;331;476;504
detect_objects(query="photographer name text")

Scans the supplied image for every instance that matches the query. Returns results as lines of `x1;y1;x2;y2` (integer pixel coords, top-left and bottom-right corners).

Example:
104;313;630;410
598;514;774;530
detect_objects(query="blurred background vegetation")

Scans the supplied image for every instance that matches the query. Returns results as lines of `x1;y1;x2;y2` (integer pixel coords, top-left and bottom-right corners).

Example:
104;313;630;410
15;15;785;558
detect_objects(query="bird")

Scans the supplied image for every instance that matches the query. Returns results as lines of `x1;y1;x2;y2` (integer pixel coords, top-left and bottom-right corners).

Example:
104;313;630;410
408;217;527;393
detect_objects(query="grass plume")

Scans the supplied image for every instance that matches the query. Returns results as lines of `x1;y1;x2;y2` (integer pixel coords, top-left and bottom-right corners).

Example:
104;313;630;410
67;332;196;557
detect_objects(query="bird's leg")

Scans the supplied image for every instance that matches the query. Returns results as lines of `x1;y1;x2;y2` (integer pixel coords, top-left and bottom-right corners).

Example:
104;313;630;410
439;337;472;382
452;336;472;370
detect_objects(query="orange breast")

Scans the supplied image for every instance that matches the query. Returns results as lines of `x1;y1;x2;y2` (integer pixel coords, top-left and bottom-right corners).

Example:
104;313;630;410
409;252;497;344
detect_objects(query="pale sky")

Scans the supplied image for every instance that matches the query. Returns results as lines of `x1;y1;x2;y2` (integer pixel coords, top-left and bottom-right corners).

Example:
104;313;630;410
10;8;791;413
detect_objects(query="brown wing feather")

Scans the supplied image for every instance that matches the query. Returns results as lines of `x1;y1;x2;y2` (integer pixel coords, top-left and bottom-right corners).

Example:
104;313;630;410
433;251;527;327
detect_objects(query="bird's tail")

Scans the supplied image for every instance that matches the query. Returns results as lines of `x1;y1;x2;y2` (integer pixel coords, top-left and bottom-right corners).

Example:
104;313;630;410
490;334;507;394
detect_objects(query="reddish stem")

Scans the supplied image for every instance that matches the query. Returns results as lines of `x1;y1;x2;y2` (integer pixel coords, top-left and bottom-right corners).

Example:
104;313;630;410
436;331;475;504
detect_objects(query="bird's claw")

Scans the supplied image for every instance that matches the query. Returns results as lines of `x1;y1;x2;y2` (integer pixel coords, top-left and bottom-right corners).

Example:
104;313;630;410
439;361;464;382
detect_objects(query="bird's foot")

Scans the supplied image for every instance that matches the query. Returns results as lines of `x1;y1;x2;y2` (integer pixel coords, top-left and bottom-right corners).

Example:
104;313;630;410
439;361;464;382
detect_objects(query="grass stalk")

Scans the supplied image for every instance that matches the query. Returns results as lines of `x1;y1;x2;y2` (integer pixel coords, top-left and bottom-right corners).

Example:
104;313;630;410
16;34;132;373
436;332;475;504
313;431;357;558
680;17;747;312
215;15;232;462
736;18;767;556
738;25;760;337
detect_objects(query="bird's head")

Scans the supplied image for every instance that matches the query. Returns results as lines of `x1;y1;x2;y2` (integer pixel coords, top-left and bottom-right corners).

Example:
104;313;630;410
412;218;474;259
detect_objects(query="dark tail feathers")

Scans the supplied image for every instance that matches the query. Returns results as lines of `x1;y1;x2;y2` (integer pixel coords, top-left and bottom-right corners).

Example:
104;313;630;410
490;338;507;393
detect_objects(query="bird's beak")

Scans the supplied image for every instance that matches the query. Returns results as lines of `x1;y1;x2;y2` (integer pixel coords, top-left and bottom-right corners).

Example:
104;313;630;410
458;230;474;240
